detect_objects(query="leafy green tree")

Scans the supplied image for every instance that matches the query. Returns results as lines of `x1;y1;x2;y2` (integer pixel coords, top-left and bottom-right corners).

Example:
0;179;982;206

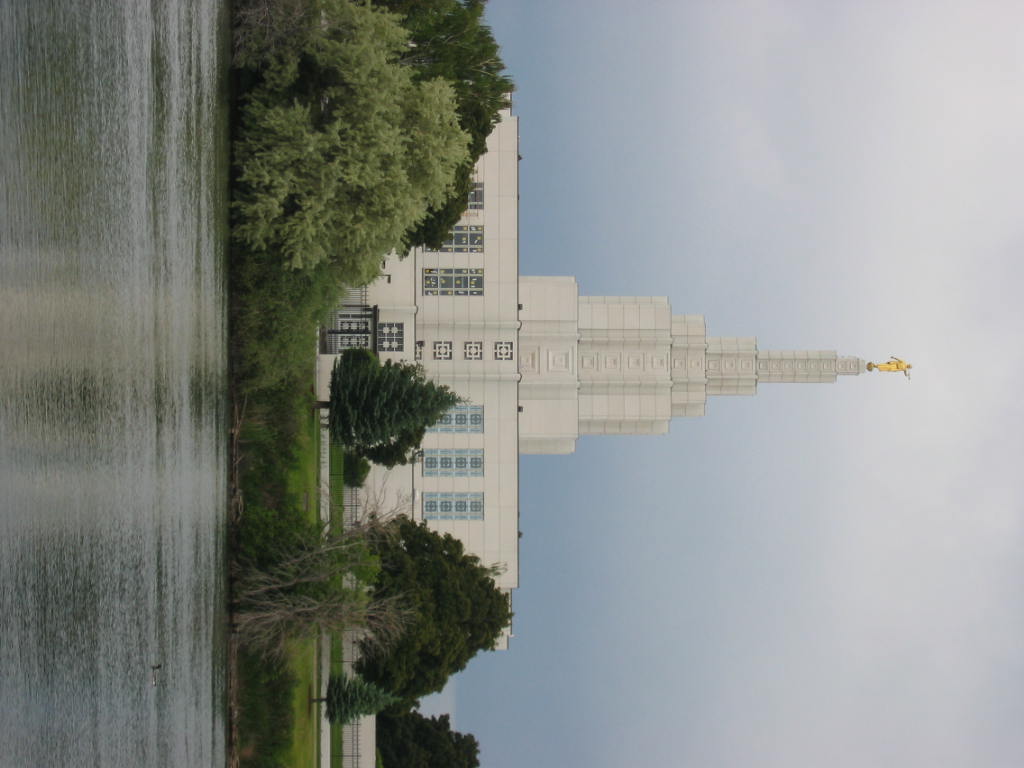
357;518;511;703
377;711;480;768
370;0;514;249
232;0;470;279
329;349;460;465
313;674;399;724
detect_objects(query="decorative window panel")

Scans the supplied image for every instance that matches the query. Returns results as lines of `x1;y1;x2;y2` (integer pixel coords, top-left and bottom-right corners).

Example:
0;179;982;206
326;332;370;353
423;492;484;521
433;341;453;360
325;309;373;352
494;341;514;361
427;404;484;433
467;183;484;210
377;322;404;352
430;225;483;253
423;449;484;477
423;268;484;296
464;341;483;360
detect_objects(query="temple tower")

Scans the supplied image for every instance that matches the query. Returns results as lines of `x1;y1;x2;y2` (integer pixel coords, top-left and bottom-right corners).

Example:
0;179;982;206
517;276;864;454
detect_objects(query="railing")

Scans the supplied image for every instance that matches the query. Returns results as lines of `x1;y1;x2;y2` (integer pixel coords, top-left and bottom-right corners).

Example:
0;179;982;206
342;487;361;528
326;436;373;768
319;286;377;354
342;286;368;305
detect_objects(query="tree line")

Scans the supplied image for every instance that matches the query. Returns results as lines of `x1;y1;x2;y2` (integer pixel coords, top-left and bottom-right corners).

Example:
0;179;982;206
234;351;507;765
229;2;512;765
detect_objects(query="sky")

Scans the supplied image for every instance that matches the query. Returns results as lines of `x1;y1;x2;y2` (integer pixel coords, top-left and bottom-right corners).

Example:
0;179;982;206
422;2;1024;766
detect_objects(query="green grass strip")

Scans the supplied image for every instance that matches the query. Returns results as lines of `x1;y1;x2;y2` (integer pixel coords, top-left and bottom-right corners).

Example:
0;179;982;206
282;407;322;767
328;441;346;767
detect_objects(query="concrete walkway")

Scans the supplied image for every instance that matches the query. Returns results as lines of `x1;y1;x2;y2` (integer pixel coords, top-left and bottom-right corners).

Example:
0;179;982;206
318;409;333;768
317;409;376;768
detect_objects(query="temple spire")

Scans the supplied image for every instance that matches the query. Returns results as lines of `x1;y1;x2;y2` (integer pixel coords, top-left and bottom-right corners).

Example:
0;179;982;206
517;281;872;454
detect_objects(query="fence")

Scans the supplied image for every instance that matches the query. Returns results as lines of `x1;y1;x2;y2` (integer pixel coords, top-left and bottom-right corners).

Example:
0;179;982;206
324;430;373;768
320;287;377;354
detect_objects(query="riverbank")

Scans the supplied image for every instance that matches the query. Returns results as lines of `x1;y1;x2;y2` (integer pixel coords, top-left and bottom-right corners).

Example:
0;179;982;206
226;377;326;767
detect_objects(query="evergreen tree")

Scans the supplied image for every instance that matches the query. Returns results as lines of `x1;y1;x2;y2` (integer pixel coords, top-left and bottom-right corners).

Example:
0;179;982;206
329;349;460;463
378;711;480;768
358;518;512;703
313;674;399;724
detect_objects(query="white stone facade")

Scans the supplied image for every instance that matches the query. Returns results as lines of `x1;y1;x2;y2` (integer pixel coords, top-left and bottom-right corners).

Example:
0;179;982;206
315;108;864;647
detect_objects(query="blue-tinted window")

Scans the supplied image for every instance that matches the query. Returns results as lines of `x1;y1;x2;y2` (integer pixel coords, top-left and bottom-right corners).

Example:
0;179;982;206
422;449;484;477
427;405;484;433
423;492;484;521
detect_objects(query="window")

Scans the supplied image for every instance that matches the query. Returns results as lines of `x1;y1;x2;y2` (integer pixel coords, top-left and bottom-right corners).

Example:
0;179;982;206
494;341;514;361
429;225;483;253
464;341;483;360
427;404;484;433
468;183;484;210
423;492;484;521
433;341;453;360
423;449;484;477
377;322;404;352
423;268;484;296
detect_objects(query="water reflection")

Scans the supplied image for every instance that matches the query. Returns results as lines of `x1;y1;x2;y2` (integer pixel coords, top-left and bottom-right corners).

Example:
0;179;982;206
0;0;230;765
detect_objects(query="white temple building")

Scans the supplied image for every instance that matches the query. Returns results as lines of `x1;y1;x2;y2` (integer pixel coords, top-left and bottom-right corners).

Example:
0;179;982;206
315;108;866;649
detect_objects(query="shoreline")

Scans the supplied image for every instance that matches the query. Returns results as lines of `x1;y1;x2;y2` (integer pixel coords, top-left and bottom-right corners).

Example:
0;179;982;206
225;397;245;768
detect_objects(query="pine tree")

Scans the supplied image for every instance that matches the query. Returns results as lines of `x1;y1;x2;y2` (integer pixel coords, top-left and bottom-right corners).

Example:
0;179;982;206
312;674;399;725
329;349;461;465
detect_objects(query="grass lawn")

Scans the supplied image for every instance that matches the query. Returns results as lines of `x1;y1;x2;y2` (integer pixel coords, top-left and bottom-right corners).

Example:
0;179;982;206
283;636;320;768
282;402;322;768
285;396;321;521
328;442;346;768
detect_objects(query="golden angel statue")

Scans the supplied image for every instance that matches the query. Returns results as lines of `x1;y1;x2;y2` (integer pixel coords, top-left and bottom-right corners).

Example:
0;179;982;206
866;357;912;379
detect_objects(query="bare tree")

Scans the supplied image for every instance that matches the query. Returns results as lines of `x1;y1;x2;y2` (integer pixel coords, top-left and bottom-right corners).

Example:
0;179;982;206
232;517;410;659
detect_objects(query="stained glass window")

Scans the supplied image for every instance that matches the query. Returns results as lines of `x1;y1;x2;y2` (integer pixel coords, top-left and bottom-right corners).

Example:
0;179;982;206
429;225;483;253
423;268;484;296
468;183;484;210
427;404;484;433
423;449;484;477
423;492;484;521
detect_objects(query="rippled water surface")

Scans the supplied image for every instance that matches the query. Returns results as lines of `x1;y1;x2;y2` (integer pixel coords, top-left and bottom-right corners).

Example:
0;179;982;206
0;1;230;765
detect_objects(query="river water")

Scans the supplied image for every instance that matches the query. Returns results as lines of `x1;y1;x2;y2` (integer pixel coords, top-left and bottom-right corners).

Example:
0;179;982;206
0;1;230;765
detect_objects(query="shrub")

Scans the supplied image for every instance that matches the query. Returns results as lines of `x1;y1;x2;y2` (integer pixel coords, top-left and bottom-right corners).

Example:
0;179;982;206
237;649;297;768
343;452;371;487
